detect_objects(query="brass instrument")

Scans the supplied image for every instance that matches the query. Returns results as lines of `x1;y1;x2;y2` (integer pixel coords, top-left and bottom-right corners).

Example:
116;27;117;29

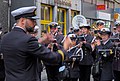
90;21;102;41
91;22;98;31
72;15;87;29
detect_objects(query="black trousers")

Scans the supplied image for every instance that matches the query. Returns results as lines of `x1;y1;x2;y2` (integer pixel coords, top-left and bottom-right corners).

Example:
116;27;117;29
102;80;112;81
94;80;112;81
63;78;78;81
79;65;92;81
0;78;5;81
0;59;5;81
113;70;120;81
45;65;60;81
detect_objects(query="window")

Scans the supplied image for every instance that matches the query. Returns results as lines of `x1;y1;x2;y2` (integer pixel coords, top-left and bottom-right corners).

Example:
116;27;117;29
41;24;48;31
57;8;66;35
92;0;97;4
71;10;79;18
105;0;115;9
40;4;52;33
41;5;51;21
97;0;104;5
109;1;114;8
41;6;44;20
71;10;79;26
84;0;92;3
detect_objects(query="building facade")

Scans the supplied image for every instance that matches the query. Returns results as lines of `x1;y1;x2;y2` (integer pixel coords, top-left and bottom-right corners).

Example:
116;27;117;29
0;0;9;33
81;0;115;28
38;0;81;35
9;0;81;35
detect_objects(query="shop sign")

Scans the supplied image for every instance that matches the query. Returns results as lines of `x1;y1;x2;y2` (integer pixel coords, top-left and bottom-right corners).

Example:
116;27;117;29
114;13;120;21
114;13;119;19
55;0;71;6
96;5;106;10
97;11;111;21
115;8;120;13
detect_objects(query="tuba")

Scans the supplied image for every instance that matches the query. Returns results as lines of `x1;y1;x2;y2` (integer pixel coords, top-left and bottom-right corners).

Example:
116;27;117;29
72;15;87;29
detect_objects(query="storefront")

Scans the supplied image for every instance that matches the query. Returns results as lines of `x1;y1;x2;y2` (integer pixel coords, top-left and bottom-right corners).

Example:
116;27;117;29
82;1;114;28
39;0;81;35
40;4;52;31
10;0;81;36
82;2;96;26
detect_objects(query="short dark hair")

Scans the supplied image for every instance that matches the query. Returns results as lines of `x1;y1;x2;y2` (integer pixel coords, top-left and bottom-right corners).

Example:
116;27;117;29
97;22;104;26
70;28;73;30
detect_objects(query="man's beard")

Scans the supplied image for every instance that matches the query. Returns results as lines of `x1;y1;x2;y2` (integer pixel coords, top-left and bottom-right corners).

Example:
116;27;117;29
25;19;35;33
25;26;34;33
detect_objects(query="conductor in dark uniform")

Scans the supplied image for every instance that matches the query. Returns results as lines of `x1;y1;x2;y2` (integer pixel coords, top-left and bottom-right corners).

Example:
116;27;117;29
1;6;66;81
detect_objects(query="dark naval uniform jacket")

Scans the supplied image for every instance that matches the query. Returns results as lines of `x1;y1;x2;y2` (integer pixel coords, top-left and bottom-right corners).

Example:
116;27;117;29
54;32;64;45
94;39;114;81
1;27;63;81
79;34;94;65
113;33;120;71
